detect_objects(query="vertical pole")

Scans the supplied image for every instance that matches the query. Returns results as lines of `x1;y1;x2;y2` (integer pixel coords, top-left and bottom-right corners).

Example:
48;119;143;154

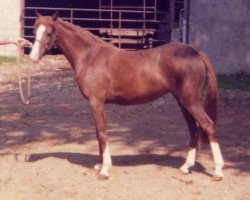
70;9;73;24
168;0;175;43
20;0;25;56
183;0;190;44
110;0;113;29
154;0;157;21
20;0;25;38
99;0;101;19
118;11;121;48
169;0;175;30
143;0;146;30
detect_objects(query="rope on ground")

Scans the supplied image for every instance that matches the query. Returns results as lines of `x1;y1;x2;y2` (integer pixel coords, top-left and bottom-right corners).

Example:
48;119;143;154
16;42;33;105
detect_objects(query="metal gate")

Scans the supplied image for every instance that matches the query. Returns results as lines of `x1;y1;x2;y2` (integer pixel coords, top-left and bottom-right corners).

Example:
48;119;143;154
22;0;170;50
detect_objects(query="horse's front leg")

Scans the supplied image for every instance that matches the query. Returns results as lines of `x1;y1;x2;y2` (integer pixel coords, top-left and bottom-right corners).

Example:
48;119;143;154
89;97;112;179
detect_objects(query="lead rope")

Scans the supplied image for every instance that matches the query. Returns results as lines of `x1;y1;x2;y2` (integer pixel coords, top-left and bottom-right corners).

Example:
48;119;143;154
16;42;33;104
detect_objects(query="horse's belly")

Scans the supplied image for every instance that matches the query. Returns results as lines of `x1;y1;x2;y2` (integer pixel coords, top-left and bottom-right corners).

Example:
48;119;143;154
106;84;169;105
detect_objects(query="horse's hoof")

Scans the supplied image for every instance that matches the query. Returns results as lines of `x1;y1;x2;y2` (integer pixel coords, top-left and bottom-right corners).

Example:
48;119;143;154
179;166;190;174
211;175;223;181
94;164;102;171
24;154;30;162
98;174;109;180
180;169;190;174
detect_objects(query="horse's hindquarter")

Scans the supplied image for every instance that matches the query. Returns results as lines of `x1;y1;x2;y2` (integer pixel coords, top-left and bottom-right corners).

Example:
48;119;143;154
158;43;207;97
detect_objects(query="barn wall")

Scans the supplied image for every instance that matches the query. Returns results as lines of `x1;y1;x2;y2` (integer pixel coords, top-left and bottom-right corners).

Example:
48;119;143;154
190;0;250;74
0;1;22;56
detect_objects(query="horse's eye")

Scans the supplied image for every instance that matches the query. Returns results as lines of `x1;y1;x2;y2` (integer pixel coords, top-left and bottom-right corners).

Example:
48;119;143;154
47;33;52;37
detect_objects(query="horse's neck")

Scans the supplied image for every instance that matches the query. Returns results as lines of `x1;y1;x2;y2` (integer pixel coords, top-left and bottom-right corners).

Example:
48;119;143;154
54;20;100;68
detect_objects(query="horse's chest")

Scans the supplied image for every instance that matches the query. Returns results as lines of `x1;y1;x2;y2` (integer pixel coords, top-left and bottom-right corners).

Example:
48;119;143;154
75;74;93;98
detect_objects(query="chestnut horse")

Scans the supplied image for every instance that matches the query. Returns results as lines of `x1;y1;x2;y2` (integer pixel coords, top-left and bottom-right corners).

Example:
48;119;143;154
30;13;224;180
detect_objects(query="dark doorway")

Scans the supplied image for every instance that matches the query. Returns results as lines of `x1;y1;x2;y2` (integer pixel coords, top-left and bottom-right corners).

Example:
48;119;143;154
23;0;179;50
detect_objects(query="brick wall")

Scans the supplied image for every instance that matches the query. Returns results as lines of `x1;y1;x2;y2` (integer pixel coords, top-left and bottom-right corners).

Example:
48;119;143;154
0;1;22;57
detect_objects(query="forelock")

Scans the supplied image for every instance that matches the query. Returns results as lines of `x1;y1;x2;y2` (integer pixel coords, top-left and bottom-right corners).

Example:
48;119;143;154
35;16;55;29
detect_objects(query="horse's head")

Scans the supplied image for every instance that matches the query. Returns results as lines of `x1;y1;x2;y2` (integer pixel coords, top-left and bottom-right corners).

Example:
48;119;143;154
29;11;58;62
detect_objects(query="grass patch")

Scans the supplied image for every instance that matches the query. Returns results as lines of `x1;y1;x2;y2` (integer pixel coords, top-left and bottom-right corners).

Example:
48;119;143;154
0;56;30;65
217;72;250;91
0;56;17;64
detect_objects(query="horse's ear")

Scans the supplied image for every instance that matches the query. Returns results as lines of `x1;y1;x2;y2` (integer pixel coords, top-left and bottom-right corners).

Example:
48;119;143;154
35;10;42;18
52;11;59;21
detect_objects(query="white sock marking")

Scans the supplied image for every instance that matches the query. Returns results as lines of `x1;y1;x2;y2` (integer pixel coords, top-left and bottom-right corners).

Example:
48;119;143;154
180;148;196;173
30;25;46;61
210;142;224;177
100;143;112;177
186;148;196;166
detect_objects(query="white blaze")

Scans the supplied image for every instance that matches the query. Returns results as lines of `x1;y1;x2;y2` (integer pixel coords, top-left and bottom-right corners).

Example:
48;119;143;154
29;25;46;61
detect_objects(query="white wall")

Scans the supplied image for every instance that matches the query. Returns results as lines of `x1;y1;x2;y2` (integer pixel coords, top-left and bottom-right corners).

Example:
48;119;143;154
0;1;22;56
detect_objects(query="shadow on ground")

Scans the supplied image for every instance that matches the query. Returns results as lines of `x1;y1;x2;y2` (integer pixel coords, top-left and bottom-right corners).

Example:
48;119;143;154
26;151;209;176
0;61;249;174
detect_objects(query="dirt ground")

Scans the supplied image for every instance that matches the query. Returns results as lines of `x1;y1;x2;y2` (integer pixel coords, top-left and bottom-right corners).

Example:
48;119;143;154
0;56;249;200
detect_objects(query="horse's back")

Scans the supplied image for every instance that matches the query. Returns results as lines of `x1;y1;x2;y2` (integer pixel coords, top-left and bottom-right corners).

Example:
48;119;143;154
88;43;206;105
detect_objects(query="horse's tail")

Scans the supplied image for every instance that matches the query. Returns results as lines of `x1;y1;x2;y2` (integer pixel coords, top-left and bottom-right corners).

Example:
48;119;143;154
199;52;218;144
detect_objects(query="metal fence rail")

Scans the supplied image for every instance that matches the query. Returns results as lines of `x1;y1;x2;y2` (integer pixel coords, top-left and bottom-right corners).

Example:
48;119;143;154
22;4;170;50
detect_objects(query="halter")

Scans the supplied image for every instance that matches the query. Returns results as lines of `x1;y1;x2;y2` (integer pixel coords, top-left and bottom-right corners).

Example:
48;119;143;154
35;34;57;52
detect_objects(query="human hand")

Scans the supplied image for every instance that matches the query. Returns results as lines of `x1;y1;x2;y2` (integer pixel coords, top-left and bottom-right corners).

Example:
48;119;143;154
17;38;32;47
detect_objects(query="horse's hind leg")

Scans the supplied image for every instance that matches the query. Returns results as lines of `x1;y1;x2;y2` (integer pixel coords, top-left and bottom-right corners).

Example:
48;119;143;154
179;105;199;174
89;97;112;179
181;102;224;179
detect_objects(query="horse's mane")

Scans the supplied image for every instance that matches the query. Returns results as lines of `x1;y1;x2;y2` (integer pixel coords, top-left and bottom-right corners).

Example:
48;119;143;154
56;19;110;46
